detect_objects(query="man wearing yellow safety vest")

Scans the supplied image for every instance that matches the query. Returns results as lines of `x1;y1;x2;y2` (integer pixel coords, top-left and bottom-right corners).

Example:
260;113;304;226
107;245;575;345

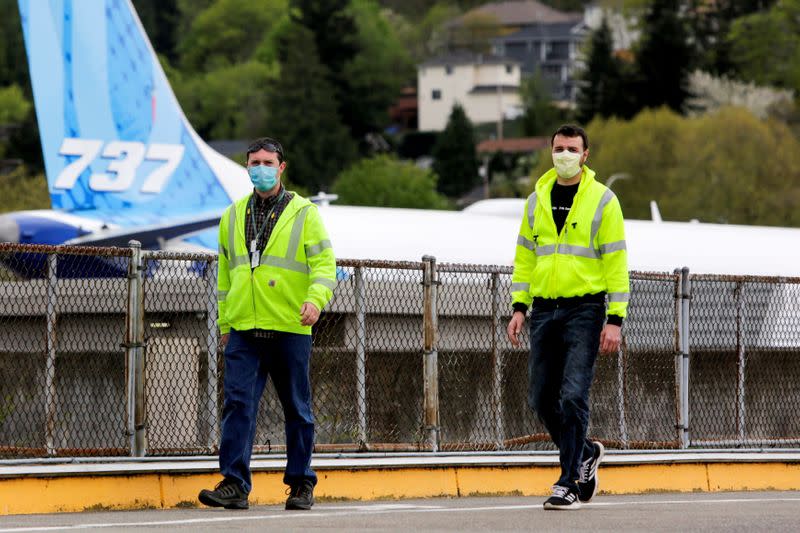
199;137;336;511
507;125;629;510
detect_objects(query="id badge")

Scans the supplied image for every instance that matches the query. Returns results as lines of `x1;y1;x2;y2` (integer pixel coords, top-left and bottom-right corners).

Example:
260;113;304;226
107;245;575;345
250;249;260;269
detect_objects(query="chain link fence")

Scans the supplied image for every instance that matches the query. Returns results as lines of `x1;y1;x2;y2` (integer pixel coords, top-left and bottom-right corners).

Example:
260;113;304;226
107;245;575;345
1;242;798;458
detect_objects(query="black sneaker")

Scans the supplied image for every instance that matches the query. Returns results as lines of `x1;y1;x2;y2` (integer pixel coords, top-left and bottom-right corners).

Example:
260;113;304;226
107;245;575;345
285;480;315;510
543;484;581;510
198;478;249;510
577;441;605;503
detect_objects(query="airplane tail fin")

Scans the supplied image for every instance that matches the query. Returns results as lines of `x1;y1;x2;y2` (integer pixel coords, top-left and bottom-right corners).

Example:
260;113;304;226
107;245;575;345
17;0;248;216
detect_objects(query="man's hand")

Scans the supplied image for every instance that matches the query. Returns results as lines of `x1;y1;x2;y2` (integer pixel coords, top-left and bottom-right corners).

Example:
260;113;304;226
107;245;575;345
220;333;230;349
300;302;320;326
599;324;621;354
506;311;526;347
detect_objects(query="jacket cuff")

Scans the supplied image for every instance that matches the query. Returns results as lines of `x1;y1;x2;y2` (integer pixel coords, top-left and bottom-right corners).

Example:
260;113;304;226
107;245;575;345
606;314;623;327
512;302;529;315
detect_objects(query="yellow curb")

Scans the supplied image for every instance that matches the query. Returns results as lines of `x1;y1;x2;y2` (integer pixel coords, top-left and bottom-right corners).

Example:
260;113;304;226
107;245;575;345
2;462;799;515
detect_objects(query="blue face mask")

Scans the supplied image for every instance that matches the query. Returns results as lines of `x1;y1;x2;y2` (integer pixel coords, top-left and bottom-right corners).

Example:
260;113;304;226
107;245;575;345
248;165;279;192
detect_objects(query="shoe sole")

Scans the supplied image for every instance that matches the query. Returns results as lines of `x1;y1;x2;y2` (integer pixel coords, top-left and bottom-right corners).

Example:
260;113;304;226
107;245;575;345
198;492;249;510
285;500;314;511
543;502;582;510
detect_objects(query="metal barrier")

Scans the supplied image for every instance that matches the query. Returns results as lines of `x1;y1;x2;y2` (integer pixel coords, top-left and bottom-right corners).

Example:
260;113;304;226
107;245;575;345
1;242;798;458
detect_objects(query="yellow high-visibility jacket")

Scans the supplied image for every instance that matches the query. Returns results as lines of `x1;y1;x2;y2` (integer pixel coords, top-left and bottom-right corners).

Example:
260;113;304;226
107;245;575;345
511;166;629;318
217;192;336;335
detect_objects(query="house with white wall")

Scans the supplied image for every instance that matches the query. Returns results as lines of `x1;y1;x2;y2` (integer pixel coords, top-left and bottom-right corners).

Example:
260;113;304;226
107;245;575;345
418;52;522;132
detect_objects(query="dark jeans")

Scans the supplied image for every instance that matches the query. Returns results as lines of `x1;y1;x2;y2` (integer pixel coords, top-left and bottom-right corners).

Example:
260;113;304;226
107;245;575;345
219;329;316;493
527;302;606;491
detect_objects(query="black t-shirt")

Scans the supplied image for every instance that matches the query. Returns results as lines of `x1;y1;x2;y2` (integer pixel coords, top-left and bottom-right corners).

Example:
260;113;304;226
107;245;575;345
551;182;579;234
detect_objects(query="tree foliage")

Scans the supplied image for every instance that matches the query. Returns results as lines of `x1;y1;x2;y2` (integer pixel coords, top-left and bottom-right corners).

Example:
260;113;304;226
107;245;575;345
520;71;563;136
727;0;800;92
266;24;357;193
332;155;449;208
584;106;800;226
576;16;633;122
432;103;480;198
633;0;693;113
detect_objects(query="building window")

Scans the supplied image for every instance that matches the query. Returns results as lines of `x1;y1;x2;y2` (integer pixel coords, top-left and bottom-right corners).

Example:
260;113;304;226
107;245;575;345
445;65;453;75
506;64;514;74
432;89;442;100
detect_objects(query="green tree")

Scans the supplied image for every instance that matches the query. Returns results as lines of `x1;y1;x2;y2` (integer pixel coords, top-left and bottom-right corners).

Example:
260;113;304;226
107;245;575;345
292;0;411;144
333;155;449;208
432;103;480;198
0;166;49;213
633;0;693;113
0;0;28;90
520;70;562;136
0;84;30;125
576;16;633;122
133;0;180;63
727;0;800;92
175;61;276;139
178;0;288;71
266;24;357;192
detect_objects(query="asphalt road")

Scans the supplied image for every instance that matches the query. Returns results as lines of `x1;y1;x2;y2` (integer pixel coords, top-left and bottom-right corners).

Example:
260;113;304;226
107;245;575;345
1;492;799;532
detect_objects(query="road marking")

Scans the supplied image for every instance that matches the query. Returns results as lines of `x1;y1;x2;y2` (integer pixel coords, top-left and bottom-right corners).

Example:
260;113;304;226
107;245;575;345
1;496;800;531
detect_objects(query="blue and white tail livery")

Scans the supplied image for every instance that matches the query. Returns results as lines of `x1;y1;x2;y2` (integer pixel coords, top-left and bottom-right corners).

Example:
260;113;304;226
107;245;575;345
1;0;249;249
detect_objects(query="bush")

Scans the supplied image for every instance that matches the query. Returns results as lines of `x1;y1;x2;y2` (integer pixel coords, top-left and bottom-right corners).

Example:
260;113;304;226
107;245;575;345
332;155;450;209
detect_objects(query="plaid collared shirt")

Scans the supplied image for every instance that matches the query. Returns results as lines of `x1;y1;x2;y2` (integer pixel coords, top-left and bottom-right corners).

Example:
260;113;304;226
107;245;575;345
245;185;294;338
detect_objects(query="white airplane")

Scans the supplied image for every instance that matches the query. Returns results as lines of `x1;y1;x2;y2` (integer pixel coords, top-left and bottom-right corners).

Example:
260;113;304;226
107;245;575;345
1;0;799;280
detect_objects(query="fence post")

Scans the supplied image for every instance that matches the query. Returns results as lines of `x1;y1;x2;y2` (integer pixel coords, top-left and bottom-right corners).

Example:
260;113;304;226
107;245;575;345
616;338;628;448
126;240;146;457
205;258;220;451
354;266;367;447
490;272;504;450
422;255;440;452
735;281;746;445
45;253;58;456
675;266;691;449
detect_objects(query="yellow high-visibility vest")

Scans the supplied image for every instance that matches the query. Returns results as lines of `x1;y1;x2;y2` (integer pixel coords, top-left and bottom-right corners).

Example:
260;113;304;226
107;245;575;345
511;166;630;318
217;192;336;335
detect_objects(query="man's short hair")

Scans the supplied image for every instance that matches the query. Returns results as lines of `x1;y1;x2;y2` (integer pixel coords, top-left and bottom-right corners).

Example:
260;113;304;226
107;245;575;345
246;137;285;163
551;124;588;151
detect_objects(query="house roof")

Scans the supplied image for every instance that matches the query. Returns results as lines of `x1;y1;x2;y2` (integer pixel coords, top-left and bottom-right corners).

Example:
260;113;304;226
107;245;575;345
452;1;582;27
477;136;549;154
419;51;520;68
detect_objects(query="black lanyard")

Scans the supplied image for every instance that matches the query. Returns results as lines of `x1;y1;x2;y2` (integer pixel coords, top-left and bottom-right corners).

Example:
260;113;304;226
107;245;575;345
248;190;285;251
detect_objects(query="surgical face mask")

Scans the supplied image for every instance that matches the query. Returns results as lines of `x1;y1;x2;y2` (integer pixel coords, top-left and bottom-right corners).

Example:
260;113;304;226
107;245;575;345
248;165;278;192
552;150;583;179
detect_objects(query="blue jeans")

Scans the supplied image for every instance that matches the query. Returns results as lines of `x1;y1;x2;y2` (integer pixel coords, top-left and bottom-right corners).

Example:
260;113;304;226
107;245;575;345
527;302;605;490
219;329;316;493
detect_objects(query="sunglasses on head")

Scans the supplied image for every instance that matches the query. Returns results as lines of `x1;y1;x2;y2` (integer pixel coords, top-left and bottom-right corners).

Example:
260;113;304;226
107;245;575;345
247;139;284;159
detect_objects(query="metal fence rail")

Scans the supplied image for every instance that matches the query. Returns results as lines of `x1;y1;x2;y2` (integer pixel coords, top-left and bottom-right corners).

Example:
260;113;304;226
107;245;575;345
1;242;798;458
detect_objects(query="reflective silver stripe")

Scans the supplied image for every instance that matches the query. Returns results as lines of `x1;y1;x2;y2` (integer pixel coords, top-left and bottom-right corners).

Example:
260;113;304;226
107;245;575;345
286;206;311;262
305;239;332;257
558;243;600;259
228;202;238;267
590;189;615;247
260;254;310;273
510;282;530;292
230;255;249;268
526;192;537;229
218;290;228;302
608;292;630;303
517;235;535;251
535;244;556;256
312;277;337;291
600;240;627;254
218;243;228;260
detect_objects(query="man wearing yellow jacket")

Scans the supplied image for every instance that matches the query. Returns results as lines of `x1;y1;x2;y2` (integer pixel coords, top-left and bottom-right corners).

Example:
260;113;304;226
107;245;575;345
199;137;336;511
507;125;629;510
